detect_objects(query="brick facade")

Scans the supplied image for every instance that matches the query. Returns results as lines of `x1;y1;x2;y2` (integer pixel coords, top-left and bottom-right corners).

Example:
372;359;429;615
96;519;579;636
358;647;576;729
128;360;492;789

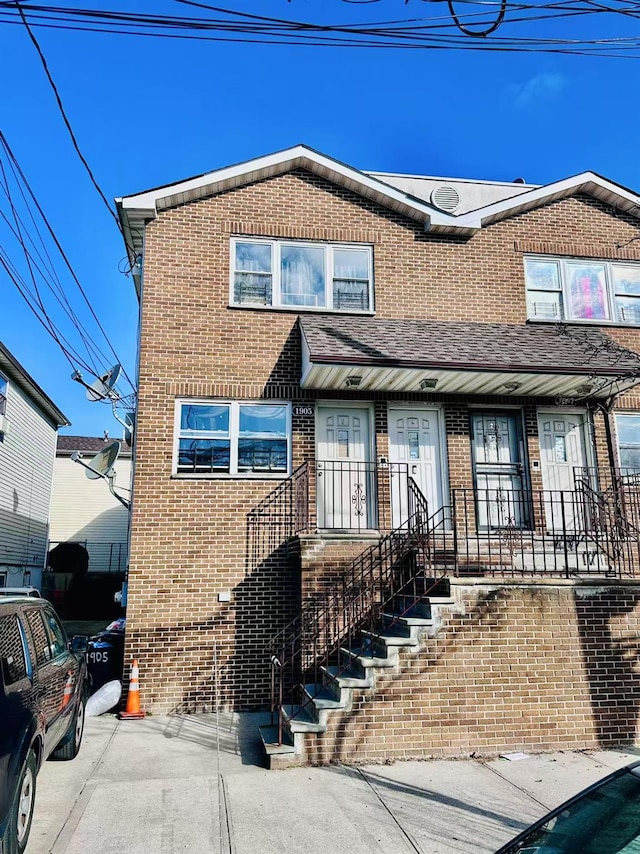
125;163;640;727
305;580;640;764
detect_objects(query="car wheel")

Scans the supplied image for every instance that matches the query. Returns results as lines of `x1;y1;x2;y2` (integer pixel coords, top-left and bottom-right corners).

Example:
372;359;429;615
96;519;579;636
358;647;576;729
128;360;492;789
4;750;37;854
51;695;85;761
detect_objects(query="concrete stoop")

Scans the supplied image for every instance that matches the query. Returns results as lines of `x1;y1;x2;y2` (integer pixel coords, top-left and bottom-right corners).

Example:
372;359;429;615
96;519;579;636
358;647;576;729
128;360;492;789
259;588;457;769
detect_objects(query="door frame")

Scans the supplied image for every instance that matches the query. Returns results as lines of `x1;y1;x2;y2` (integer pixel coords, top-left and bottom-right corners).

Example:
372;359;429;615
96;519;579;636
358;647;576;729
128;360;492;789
469;407;531;530
315;401;377;531
387;403;450;525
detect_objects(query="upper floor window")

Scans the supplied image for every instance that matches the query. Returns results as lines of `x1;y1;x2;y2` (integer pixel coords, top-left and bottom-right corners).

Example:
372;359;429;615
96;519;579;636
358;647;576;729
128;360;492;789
525;257;640;325
231;238;373;312
0;374;6;416
175;400;291;476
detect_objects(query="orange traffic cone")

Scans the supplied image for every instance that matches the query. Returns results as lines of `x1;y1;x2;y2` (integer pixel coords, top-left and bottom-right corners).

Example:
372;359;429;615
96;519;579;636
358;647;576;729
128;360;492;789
60;671;75;709
118;659;146;720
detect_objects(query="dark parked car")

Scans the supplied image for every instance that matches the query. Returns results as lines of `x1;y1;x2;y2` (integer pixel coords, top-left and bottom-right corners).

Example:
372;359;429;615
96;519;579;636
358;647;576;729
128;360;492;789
0;595;88;854
496;760;640;853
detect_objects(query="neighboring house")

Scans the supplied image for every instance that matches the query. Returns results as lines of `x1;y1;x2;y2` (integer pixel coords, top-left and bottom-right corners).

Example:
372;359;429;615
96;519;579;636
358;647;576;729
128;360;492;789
49;435;132;574
0;341;68;590
117;146;640;763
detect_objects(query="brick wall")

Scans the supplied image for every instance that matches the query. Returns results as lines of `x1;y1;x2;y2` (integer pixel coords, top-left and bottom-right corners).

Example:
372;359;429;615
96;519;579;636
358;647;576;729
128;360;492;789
305;580;640;764
127;167;640;713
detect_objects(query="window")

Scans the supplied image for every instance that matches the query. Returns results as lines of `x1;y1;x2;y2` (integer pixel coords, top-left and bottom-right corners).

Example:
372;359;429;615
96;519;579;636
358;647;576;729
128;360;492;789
43;608;67;659
616;414;640;474
176;401;290;476
231;238;373;312
525;257;640;325
0;614;28;686
0;374;6;416
25;609;52;666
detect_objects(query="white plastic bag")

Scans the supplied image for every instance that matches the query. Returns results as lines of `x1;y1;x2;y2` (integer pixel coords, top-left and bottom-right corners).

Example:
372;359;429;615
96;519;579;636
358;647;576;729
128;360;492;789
86;680;122;717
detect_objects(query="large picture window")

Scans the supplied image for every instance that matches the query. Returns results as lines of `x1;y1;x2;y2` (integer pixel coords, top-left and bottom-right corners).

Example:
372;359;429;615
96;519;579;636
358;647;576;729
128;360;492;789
176;401;290;476
525;257;640;325
231;238;373;312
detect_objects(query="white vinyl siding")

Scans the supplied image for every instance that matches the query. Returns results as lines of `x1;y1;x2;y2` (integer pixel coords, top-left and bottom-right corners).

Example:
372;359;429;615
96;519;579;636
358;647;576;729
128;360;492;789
0;381;57;588
49;455;132;573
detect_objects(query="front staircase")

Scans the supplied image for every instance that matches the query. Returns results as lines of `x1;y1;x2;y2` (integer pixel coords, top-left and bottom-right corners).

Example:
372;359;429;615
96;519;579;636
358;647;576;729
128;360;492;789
260;575;455;768
259;478;456;768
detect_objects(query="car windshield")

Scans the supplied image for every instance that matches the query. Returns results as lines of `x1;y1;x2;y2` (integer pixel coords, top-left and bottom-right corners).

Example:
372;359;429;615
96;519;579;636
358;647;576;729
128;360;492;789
507;769;640;854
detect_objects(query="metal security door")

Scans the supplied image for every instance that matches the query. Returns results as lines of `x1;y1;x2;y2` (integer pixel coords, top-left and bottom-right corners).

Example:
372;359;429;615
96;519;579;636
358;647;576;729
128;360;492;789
388;408;443;528
471;411;528;530
538;411;588;531
316;407;373;530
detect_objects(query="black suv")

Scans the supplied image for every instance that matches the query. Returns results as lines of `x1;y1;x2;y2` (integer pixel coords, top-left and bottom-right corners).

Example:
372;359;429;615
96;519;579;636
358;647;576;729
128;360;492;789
0;596;88;854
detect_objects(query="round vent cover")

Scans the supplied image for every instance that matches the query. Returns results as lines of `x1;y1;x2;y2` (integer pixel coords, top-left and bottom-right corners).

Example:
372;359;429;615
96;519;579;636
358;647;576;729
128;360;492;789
430;185;460;213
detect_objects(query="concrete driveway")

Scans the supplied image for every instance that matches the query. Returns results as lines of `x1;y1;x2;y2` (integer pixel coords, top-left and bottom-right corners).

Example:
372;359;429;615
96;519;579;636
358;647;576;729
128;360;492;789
27;713;640;854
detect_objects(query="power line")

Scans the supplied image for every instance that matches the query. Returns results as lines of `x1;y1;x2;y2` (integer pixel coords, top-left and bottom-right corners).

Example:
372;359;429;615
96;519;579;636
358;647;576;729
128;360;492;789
13;0;136;259
0;133;137;393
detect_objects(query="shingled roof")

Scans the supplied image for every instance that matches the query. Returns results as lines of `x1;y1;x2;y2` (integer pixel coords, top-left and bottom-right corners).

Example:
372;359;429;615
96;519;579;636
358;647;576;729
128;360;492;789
57;435;132;456
300;316;640;375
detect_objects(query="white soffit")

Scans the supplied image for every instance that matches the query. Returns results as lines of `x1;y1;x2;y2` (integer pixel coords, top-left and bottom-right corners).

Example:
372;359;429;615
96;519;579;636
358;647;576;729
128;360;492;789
300;362;640;399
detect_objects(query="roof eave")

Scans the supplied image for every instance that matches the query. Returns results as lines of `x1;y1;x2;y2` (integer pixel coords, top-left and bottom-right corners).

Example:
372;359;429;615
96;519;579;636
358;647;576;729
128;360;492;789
0;343;69;427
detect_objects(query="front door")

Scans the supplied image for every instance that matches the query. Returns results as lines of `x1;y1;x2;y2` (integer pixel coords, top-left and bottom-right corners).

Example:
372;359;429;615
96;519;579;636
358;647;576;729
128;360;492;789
316;406;374;530
538;411;588;531
388;408;444;528
471;411;528;529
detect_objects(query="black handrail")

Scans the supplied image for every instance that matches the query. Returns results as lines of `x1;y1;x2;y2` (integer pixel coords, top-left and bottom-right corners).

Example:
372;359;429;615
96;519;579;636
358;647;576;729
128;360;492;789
268;478;449;738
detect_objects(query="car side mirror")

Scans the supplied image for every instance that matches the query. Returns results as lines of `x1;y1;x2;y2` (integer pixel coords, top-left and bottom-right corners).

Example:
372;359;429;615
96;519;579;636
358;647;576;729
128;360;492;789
70;635;88;654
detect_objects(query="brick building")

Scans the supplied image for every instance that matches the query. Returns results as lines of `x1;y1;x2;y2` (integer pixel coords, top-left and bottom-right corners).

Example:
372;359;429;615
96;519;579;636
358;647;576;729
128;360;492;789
117;146;640;763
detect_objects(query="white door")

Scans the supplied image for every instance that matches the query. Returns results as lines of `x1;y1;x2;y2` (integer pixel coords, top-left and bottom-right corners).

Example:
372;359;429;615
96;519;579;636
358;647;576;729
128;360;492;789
538;411;588;531
388;408;444;528
316;407;373;530
471;411;527;529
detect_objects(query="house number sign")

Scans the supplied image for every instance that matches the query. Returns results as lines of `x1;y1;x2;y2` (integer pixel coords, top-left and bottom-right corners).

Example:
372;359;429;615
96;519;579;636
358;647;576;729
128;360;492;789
293;404;314;417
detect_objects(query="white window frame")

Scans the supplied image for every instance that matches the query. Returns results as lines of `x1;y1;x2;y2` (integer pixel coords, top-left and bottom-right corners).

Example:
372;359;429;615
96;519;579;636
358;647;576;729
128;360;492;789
230;237;374;313
524;255;640;326
173;399;292;478
615;412;640;475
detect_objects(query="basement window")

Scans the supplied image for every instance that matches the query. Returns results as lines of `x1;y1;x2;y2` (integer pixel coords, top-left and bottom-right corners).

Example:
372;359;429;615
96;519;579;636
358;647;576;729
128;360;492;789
175;400;291;477
525;257;640;325
231;238;373;313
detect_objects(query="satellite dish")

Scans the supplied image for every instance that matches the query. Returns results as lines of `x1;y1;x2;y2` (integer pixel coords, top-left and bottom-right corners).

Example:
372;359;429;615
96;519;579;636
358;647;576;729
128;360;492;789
85;440;121;480
86;364;122;402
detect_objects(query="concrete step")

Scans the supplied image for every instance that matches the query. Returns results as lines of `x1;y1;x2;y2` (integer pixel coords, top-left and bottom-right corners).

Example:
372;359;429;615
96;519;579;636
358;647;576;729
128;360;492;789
322;664;372;689
361;626;419;648
342;646;396;669
281;704;326;734
303;683;346;712
383;612;434;629
258;725;304;770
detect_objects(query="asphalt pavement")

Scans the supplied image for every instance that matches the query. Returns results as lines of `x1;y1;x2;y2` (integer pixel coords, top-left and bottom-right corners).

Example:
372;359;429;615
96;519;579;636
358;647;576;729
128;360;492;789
27;712;640;854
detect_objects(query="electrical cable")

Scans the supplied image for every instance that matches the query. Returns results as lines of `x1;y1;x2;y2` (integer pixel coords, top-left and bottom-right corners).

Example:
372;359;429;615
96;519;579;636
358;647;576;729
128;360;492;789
0;133;137;393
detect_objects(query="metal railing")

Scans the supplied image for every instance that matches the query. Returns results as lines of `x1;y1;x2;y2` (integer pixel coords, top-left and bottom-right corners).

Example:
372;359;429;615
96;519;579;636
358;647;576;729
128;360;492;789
246;463;309;569
47;540;127;574
268;479;447;742
449;487;640;578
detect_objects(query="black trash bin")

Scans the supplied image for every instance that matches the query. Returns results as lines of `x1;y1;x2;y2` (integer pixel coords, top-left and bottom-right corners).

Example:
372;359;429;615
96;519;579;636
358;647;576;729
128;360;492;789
87;618;126;694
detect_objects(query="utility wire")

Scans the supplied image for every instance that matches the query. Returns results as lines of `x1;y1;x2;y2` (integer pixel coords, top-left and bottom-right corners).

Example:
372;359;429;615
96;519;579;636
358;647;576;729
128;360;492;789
0;133;137;394
14;1;124;234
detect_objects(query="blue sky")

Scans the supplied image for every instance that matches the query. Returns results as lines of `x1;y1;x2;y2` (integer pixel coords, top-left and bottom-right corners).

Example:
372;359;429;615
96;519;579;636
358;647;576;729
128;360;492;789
1;0;639;437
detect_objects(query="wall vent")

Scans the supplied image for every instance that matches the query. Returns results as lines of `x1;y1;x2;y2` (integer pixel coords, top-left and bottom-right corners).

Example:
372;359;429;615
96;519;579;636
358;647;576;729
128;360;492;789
430;185;460;213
